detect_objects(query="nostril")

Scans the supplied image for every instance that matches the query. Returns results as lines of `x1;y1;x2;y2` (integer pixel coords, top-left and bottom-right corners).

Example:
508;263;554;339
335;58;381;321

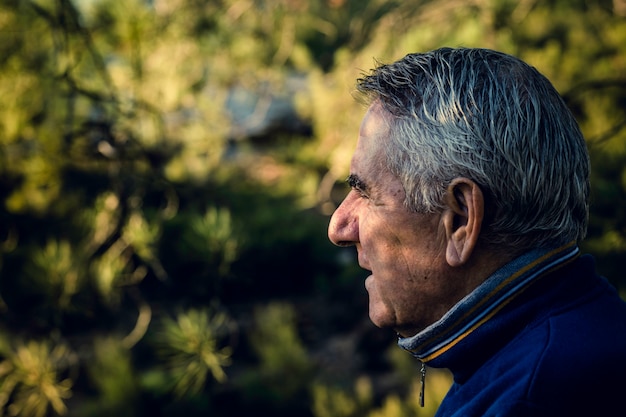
327;223;345;247
328;216;357;247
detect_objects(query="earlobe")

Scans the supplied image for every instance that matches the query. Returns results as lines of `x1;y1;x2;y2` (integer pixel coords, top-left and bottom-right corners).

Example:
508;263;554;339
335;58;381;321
443;178;484;267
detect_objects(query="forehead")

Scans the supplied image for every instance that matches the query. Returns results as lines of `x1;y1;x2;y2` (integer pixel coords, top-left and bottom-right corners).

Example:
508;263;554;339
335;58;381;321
352;102;391;174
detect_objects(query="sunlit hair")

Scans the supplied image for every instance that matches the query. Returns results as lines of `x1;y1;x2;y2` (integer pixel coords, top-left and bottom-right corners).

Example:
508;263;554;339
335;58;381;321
356;47;590;250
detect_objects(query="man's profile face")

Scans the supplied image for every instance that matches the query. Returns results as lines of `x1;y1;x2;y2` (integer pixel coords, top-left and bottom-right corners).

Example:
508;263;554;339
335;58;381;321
327;102;467;337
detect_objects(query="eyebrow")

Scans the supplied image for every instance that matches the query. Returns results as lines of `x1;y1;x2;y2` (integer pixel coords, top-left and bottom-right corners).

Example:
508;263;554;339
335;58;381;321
346;174;369;193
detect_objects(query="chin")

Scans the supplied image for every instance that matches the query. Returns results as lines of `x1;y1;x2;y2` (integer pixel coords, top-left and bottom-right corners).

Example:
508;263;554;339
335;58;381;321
395;327;419;338
368;311;395;330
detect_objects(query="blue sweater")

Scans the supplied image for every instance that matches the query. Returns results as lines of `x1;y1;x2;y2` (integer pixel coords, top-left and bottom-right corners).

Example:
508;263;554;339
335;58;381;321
398;243;626;416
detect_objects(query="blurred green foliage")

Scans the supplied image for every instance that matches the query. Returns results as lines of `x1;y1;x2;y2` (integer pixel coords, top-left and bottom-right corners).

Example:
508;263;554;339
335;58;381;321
154;308;232;397
0;0;625;416
84;337;138;417
236;302;314;414
0;339;74;417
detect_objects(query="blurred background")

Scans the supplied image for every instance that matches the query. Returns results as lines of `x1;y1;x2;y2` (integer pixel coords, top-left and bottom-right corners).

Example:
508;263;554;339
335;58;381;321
0;0;625;416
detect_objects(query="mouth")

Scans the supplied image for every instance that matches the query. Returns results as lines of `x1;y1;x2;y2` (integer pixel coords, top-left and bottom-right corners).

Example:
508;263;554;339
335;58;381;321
357;250;372;272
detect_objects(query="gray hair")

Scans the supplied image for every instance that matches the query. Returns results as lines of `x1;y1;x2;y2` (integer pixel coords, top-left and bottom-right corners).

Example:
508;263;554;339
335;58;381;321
356;47;590;251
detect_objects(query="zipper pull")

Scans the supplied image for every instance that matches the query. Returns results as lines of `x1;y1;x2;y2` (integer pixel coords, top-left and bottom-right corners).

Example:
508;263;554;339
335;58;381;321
419;362;427;407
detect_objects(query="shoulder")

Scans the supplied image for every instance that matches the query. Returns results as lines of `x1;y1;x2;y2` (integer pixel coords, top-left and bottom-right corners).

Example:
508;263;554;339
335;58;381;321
478;307;626;416
520;283;626;414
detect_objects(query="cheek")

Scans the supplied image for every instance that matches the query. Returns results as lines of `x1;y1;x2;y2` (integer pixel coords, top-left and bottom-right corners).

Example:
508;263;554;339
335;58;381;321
363;207;445;274
368;224;420;268
365;211;407;251
381;231;447;289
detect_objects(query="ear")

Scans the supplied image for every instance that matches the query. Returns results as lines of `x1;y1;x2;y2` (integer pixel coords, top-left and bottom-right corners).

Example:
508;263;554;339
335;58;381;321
442;178;484;267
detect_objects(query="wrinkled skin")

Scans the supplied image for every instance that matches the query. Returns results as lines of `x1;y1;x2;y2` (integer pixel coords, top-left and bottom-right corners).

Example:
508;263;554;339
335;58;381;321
328;102;491;337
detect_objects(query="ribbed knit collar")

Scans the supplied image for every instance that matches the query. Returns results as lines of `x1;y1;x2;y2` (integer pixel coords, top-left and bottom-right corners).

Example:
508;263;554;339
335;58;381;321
397;242;580;363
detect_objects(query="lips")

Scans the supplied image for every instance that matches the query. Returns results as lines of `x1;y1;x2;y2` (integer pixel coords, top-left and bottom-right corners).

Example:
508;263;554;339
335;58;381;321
357;250;372;271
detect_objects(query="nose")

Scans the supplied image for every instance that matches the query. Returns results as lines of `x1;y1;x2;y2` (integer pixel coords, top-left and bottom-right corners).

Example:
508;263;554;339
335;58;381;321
328;191;359;247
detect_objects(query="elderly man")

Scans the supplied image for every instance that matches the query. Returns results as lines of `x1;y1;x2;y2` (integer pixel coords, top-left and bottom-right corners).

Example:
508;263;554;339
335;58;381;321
328;48;626;416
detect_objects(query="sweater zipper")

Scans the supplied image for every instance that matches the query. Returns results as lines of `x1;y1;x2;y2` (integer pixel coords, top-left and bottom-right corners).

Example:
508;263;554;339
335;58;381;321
419;361;427;407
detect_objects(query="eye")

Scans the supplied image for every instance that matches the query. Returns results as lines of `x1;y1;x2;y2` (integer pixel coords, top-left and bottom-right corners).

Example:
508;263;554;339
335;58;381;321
353;186;369;199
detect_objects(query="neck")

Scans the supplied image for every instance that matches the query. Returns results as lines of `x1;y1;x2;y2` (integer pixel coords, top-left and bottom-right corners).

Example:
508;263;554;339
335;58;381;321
395;248;514;338
397;242;580;362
